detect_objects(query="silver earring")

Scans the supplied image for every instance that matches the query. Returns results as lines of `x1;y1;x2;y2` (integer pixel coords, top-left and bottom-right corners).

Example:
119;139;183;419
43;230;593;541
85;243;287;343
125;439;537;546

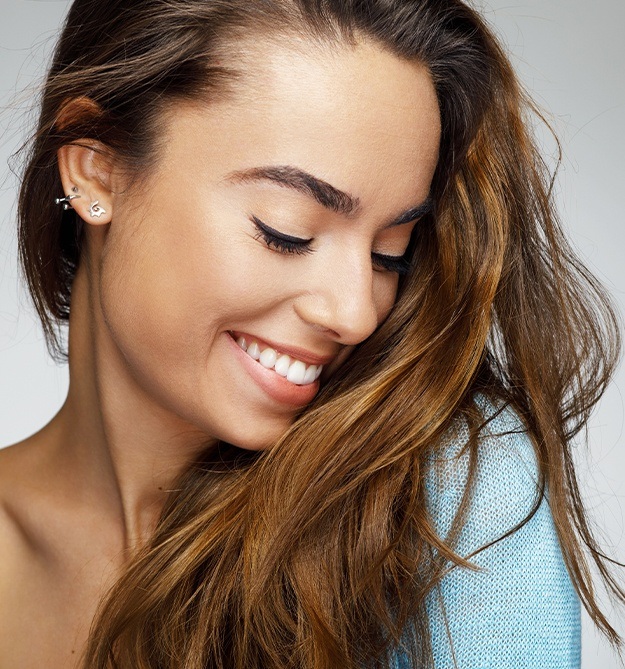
89;201;106;218
55;193;81;210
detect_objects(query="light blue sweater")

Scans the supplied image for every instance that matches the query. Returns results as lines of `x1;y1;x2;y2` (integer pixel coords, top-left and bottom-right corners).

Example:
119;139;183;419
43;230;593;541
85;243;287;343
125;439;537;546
394;396;581;668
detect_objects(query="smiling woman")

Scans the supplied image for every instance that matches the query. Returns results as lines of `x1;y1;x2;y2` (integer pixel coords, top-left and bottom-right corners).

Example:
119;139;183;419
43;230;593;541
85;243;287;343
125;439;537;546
2;0;624;668
51;42;440;452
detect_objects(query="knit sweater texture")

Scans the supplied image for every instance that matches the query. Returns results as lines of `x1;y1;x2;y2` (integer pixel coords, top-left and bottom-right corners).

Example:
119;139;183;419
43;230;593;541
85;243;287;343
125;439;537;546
394;395;581;668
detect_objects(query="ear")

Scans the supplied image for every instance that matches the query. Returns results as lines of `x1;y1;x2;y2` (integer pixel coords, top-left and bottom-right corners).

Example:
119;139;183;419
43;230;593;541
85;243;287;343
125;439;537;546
57;140;115;226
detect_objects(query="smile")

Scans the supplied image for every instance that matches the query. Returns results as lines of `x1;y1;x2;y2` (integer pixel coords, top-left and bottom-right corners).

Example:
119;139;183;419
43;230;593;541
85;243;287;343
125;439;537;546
233;334;323;386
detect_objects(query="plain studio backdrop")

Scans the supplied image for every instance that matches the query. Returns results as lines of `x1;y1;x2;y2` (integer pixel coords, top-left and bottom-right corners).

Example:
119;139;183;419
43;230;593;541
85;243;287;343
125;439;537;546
0;1;623;667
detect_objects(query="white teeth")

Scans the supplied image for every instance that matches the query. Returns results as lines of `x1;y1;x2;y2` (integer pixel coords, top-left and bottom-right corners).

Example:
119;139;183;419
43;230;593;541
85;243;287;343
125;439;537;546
286;360;307;384
303;365;317;384
259;347;277;369
233;333;325;385
247;341;261;360
274;354;291;377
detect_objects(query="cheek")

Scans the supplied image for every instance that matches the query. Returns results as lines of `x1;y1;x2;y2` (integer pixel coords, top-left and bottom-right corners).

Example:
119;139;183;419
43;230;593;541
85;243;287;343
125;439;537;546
97;203;278;373
96;209;223;397
374;274;400;325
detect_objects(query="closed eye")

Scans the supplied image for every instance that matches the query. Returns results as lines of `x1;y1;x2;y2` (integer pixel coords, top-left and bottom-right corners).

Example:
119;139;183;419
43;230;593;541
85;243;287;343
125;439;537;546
371;251;414;275
251;216;314;256
250;215;414;275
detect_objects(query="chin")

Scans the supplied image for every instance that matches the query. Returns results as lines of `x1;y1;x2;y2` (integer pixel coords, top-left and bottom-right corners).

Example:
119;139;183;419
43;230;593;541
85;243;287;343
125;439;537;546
216;416;296;452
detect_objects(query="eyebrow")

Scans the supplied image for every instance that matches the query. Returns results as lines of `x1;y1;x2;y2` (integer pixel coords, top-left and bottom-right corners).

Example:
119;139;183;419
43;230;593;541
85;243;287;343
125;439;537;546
223;164;433;227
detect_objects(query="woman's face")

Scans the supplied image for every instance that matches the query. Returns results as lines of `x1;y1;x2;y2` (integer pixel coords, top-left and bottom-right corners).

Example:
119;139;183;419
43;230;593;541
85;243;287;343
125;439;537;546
97;37;441;450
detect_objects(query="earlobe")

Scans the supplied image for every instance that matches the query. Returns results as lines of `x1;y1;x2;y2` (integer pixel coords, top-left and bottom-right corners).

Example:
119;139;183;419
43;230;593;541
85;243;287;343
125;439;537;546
88;200;107;219
56;141;114;225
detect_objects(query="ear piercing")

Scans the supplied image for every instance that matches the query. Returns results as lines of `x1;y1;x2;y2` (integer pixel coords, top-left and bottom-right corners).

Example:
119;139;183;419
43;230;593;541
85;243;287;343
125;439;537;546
89;201;106;218
55;193;81;210
55;189;107;218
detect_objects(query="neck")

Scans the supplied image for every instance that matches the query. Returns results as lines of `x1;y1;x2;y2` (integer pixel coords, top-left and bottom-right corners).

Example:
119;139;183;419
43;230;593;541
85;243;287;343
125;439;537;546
52;256;213;552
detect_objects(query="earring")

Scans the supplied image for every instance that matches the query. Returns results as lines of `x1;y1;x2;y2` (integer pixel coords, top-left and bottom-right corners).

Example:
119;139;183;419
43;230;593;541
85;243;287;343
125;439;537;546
55;193;81;210
89;201;106;218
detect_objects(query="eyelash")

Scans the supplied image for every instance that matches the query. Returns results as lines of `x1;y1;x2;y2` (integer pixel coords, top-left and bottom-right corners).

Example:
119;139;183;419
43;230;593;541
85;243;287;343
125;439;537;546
251;216;414;276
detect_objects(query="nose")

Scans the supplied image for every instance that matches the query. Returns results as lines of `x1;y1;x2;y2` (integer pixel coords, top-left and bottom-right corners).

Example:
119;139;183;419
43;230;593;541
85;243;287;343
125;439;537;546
293;248;381;346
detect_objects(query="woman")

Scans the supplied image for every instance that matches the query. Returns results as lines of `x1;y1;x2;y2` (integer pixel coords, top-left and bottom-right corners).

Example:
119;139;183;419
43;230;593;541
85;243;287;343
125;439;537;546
1;0;623;667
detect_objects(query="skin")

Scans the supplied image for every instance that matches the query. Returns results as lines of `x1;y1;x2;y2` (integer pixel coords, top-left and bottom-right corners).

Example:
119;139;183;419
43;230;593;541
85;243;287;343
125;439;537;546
0;36;440;667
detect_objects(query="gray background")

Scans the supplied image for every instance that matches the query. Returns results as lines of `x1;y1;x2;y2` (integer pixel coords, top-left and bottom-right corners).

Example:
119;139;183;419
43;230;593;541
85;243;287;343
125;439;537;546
0;1;623;666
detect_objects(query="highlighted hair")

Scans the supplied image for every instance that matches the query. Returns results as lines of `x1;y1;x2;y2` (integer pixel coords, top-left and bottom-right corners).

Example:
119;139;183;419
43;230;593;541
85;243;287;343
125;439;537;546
15;0;624;666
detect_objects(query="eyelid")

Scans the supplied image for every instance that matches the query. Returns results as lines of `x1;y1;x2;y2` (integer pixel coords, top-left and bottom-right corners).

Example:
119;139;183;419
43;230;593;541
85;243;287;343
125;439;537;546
251;215;314;257
371;251;414;275
251;215;312;244
250;215;414;275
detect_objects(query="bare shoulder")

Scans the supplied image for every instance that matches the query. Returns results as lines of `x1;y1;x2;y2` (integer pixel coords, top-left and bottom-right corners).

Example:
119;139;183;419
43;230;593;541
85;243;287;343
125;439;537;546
0;439;33;531
0;431;125;668
0;437;46;573
0;436;66;666
0;425;75;561
0;441;39;651
0;429;68;582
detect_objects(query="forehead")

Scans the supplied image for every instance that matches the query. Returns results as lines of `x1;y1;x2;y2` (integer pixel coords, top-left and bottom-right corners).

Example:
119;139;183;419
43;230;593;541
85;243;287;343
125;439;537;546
158;35;441;211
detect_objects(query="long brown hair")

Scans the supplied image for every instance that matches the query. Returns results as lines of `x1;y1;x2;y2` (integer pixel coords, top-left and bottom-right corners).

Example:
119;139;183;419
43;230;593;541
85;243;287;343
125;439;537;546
15;0;624;667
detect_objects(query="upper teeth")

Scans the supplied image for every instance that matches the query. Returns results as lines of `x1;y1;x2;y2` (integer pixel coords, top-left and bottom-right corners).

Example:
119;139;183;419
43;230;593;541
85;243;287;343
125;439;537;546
235;335;323;385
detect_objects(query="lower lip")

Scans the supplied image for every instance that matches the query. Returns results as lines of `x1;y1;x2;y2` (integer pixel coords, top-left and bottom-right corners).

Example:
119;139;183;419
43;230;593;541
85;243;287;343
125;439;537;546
225;331;320;407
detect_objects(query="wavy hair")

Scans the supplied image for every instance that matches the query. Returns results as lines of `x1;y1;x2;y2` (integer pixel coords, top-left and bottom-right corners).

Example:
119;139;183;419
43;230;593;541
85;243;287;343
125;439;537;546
15;0;624;667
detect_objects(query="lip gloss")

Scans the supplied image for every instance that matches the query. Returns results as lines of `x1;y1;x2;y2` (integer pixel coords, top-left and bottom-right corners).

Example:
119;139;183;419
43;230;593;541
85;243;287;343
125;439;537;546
225;331;320;407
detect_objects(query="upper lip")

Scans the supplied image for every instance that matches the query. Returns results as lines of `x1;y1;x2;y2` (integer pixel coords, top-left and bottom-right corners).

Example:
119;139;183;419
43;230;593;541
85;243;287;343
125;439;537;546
229;330;338;366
